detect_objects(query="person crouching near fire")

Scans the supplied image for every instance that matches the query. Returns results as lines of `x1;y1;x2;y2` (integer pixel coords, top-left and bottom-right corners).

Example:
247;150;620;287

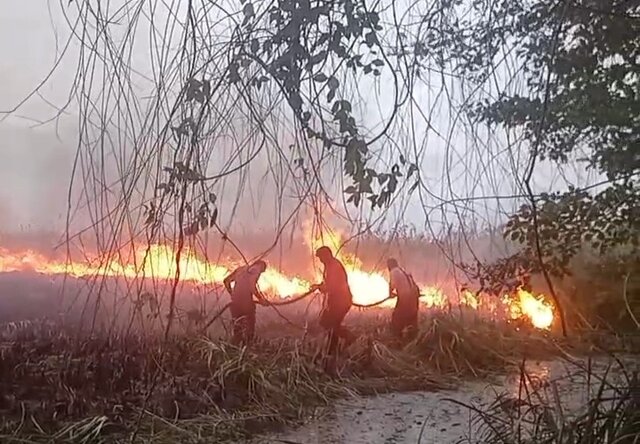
223;260;268;346
310;246;356;372
387;258;420;342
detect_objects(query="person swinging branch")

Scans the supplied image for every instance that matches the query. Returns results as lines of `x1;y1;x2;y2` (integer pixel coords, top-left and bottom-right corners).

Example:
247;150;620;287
223;260;268;346
310;246;356;371
387;258;420;342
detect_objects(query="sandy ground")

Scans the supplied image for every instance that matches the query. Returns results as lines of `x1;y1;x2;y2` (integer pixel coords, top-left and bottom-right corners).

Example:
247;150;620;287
249;357;636;444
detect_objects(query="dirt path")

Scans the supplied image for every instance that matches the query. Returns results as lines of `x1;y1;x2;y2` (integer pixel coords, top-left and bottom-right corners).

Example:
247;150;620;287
251;358;636;444
252;382;499;444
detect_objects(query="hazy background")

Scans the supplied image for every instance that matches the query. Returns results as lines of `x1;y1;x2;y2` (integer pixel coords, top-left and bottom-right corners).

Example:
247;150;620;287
0;1;601;259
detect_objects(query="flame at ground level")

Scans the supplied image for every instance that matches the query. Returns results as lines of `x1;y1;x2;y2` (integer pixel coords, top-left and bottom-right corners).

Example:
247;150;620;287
0;244;554;330
506;289;555;330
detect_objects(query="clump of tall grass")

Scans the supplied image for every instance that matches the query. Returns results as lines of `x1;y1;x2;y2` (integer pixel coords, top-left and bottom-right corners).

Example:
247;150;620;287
0;312;601;443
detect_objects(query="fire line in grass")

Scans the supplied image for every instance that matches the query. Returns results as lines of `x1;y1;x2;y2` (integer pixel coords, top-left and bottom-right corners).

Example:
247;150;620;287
0;243;554;330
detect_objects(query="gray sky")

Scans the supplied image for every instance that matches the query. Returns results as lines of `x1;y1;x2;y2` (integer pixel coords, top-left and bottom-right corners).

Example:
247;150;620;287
0;2;78;232
0;1;601;244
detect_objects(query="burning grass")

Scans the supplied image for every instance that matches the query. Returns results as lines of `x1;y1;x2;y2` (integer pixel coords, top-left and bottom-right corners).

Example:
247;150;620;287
0;241;557;330
0;311;592;444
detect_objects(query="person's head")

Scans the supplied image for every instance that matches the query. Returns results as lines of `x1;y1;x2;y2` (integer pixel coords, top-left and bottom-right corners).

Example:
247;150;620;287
315;246;333;264
250;259;267;274
386;258;398;271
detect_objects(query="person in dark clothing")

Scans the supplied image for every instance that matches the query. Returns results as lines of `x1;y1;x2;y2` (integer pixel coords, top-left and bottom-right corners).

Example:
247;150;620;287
311;246;355;370
387;258;420;341
223;260;267;345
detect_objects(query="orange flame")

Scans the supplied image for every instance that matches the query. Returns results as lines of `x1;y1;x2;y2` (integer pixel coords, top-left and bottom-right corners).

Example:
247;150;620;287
460;289;480;309
0;242;555;330
505;289;555;330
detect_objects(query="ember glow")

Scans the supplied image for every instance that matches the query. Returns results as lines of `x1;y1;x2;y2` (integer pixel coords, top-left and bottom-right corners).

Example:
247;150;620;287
0;243;555;330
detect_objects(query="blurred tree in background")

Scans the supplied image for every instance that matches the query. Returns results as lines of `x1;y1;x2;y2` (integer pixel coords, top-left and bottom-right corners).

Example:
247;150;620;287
425;0;640;331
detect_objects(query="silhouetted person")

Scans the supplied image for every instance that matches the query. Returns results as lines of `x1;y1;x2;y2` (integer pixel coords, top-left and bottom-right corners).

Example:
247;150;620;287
223;260;267;345
387;258;419;342
311;246;355;372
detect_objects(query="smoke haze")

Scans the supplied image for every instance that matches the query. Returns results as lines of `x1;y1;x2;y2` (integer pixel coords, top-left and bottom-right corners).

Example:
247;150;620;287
0;0;602;264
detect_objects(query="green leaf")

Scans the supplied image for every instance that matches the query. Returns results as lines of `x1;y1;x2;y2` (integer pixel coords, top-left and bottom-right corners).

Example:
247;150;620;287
407;163;418;178
313;73;328;82
309;51;327;66
344;185;357;193
289;93;302;110
242;2;254;25
365;32;377;47
210;208;218;227
250;39;259;54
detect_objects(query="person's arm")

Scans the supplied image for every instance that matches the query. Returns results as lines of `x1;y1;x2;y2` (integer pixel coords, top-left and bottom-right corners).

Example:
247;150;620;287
252;281;269;305
223;269;237;295
255;293;268;305
310;281;326;292
310;266;328;292
388;270;397;298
